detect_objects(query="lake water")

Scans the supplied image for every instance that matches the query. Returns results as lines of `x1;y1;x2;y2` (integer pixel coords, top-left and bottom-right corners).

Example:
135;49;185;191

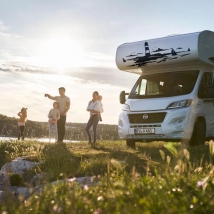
0;136;81;143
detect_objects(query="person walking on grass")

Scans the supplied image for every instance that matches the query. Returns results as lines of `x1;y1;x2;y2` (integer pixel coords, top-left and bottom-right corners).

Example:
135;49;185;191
17;107;27;140
86;91;103;144
48;102;60;142
45;87;70;143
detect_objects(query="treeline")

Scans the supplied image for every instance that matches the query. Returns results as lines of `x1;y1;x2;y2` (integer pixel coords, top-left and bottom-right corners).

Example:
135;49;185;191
0;114;119;141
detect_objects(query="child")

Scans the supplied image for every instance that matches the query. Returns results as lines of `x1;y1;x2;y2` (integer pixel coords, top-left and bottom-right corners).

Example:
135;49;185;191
17;108;27;140
48;102;60;142
97;95;103;121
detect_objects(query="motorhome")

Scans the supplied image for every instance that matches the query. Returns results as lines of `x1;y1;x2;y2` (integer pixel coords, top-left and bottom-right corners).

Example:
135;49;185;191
116;30;214;147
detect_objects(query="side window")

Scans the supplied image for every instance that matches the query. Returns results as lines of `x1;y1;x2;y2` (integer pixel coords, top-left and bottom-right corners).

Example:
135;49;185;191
146;80;159;95
137;79;162;96
139;79;147;95
134;79;147;95
198;72;213;98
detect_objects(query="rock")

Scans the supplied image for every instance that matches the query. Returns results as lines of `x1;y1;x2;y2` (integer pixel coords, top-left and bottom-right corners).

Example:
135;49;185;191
1;157;42;175
0;172;10;191
50;176;96;187
30;173;48;187
10;186;32;199
0;156;42;201
75;177;96;186
0;191;5;202
0;186;32;202
0;157;98;202
0;171;8;185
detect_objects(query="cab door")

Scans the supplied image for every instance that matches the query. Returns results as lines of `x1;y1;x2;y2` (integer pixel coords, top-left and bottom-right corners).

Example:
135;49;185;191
198;71;214;137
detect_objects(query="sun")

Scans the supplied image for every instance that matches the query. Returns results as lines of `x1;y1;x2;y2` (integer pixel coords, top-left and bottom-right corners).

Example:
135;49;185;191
34;36;87;69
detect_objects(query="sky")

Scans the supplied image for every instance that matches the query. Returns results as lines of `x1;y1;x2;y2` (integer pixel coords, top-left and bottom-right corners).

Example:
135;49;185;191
0;0;214;124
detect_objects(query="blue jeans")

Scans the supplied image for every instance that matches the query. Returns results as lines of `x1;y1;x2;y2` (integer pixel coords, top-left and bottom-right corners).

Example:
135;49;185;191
49;123;58;141
85;114;99;143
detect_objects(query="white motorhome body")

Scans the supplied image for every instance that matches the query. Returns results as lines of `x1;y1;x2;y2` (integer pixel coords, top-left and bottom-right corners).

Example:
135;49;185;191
116;30;214;147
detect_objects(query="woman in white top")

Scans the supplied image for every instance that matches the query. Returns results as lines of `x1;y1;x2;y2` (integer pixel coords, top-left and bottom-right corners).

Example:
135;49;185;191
86;91;103;144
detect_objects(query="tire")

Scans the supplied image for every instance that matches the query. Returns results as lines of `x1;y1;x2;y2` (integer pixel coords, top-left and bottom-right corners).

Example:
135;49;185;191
126;140;136;148
189;121;206;146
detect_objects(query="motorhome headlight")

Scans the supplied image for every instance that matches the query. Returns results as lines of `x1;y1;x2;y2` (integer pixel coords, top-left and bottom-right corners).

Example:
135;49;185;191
167;99;192;109
123;104;131;111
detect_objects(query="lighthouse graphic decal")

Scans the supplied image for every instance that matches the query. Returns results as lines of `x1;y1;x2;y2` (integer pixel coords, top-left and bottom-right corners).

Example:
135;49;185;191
122;42;191;67
145;42;150;57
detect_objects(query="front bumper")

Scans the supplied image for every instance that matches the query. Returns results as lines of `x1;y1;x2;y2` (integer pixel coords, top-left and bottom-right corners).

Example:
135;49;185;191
118;107;194;141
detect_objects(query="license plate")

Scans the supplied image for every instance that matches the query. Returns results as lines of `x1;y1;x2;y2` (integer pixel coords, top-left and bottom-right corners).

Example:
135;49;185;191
134;128;155;134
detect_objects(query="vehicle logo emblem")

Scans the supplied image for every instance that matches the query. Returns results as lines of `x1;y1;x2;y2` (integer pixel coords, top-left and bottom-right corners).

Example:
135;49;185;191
143;114;148;120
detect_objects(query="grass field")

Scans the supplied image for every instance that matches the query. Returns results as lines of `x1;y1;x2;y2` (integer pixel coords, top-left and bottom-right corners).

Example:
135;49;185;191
0;140;214;213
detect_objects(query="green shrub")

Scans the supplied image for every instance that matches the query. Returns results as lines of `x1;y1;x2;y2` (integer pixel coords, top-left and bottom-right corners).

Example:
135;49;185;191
9;173;22;186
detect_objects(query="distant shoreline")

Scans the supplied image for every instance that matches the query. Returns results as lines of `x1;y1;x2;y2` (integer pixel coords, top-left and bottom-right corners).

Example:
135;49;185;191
0;114;119;141
0;136;82;143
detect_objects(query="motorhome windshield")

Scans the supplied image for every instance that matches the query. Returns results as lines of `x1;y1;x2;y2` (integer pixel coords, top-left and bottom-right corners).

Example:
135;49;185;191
129;70;199;98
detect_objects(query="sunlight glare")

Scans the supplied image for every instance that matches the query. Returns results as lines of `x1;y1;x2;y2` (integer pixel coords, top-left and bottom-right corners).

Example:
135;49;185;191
35;36;86;69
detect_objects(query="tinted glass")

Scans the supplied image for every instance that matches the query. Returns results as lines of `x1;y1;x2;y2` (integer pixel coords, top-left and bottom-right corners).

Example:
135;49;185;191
129;70;199;99
198;72;213;98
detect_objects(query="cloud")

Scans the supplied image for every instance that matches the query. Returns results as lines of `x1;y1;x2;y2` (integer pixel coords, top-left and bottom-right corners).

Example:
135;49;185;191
0;62;138;124
0;62;138;90
0;20;9;32
0;62;53;73
89;52;114;61
0;70;133;124
0;30;115;69
64;67;138;88
0;32;38;66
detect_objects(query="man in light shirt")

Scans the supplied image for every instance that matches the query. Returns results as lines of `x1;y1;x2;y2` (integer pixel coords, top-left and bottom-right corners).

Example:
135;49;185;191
45;87;70;143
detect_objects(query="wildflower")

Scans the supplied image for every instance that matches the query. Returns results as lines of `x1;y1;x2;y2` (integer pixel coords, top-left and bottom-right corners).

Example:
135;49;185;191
197;181;205;187
93;209;101;214
97;196;103;201
53;205;62;213
68;177;76;182
84;185;89;190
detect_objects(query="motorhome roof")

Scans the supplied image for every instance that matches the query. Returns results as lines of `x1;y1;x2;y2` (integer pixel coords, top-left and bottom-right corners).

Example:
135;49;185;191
122;32;200;45
116;30;214;75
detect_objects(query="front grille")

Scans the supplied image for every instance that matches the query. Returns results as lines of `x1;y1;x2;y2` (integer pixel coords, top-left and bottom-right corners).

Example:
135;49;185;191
128;112;167;124
130;125;161;128
127;134;165;139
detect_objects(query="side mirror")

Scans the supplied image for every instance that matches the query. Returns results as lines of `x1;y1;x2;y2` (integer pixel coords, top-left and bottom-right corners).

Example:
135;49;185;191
120;91;129;104
205;84;214;98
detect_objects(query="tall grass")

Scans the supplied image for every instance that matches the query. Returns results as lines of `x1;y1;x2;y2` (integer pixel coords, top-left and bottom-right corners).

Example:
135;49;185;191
0;140;214;213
